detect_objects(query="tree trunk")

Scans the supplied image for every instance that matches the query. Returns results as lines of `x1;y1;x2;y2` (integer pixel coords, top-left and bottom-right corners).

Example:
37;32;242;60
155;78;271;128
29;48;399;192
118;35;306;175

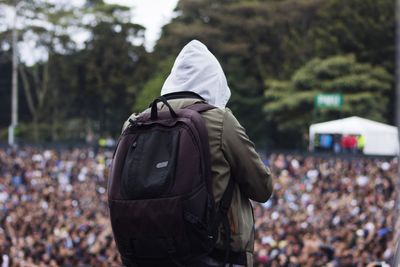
32;114;39;142
51;85;59;141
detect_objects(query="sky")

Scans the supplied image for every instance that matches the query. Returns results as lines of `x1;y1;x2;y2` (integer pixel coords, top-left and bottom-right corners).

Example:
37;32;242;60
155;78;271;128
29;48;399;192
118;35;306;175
3;0;179;64
105;0;179;51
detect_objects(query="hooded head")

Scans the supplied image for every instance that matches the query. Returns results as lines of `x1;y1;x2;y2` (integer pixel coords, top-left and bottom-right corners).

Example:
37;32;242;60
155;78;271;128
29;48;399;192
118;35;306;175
161;40;231;108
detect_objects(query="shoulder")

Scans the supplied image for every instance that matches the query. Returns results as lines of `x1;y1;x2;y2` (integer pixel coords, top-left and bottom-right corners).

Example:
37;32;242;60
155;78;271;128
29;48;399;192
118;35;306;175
200;106;232;125
220;107;241;128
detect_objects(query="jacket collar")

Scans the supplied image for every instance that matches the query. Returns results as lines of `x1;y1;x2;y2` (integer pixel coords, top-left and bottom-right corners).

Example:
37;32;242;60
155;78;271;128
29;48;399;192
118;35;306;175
161;91;205;102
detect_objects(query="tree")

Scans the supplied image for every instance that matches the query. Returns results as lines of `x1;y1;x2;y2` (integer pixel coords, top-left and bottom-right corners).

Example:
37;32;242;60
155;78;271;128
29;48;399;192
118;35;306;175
133;58;174;113
0;5;12;132
154;0;394;145
77;0;149;135
0;0;150;141
0;50;12;138
310;0;395;72
264;55;392;147
0;0;81;141
1;0;394;144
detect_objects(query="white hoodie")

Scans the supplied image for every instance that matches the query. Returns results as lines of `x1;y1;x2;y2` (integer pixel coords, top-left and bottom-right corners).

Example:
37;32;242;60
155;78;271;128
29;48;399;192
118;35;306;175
161;40;231;108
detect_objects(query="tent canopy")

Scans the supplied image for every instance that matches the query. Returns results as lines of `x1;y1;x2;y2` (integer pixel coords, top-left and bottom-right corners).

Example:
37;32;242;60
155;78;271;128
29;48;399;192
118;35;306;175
309;116;399;155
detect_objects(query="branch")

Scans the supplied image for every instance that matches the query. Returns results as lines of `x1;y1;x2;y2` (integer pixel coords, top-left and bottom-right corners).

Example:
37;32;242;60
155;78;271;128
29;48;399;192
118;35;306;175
37;59;50;109
18;65;36;115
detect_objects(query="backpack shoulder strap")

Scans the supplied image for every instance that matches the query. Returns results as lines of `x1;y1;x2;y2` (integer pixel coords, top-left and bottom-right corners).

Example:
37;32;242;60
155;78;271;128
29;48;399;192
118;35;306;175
187;101;238;265
215;178;235;266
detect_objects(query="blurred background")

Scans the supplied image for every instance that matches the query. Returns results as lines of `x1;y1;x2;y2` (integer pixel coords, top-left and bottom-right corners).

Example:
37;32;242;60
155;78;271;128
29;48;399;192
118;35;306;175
0;0;398;266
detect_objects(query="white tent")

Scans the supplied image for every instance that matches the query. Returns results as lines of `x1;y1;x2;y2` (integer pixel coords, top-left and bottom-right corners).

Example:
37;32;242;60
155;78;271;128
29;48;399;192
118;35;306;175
309;116;399;156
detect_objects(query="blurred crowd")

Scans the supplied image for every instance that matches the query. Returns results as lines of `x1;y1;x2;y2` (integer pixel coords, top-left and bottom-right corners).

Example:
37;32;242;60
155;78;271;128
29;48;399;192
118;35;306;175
0;147;120;267
0;148;398;266
254;154;397;267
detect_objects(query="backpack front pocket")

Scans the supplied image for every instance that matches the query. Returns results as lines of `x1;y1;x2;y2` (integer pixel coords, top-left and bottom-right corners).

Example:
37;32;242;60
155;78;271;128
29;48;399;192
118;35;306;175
121;129;180;199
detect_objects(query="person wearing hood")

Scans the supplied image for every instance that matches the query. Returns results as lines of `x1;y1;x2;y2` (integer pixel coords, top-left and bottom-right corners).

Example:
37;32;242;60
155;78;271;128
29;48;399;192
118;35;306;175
122;40;273;266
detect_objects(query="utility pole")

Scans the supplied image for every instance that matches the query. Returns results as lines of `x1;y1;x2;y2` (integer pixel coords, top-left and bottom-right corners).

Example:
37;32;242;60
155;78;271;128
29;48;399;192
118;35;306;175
8;3;19;147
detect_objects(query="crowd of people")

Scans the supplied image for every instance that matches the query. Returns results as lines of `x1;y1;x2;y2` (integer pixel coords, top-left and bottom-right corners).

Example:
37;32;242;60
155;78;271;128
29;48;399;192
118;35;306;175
254;154;397;266
0;147;120;266
0;148;398;266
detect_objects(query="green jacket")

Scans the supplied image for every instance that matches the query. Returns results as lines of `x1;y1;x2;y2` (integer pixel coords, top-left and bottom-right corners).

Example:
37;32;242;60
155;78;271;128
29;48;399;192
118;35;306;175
122;98;273;266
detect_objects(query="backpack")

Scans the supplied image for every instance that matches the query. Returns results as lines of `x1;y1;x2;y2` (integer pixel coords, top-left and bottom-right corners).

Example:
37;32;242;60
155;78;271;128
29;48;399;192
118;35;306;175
108;93;235;267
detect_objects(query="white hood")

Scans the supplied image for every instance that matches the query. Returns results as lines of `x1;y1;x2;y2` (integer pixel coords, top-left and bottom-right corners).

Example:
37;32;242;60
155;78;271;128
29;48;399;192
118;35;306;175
161;40;231;108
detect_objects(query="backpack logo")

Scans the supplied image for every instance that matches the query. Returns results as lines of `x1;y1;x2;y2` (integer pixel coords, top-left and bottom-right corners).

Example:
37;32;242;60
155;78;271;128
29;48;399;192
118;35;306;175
156;161;169;168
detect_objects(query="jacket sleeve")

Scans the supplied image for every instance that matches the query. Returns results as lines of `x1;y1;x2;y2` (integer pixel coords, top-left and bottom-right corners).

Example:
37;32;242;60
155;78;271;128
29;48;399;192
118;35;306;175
221;109;273;203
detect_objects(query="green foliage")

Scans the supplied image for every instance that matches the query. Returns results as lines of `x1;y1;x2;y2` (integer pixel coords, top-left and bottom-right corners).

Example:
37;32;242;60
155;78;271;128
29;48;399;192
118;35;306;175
0;50;12;129
264;55;392;147
133;58;174;113
0;0;150;141
311;0;395;72
155;0;394;145
71;2;150;135
132;75;164;113
0;0;395;146
78;19;147;133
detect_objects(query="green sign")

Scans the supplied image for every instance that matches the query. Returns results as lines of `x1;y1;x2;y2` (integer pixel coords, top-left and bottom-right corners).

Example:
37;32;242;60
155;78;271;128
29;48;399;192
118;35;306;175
315;93;343;109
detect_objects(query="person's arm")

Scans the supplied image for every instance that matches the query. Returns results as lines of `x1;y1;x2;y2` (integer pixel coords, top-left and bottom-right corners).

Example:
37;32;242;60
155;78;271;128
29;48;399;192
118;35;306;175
221;109;273;202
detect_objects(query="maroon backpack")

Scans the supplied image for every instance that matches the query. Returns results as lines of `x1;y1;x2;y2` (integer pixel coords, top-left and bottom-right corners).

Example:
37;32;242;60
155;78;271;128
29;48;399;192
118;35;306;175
108;93;235;267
